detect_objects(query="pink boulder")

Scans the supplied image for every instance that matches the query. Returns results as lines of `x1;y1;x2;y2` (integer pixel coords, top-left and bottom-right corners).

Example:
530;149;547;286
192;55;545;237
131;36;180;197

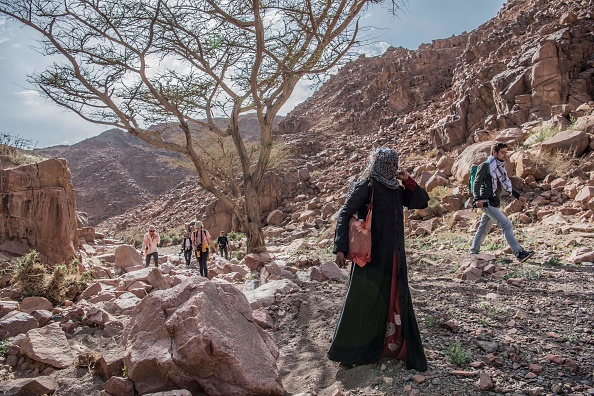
123;277;283;396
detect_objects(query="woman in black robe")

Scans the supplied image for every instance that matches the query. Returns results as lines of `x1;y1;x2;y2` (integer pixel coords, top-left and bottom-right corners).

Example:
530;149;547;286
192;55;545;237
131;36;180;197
328;148;429;371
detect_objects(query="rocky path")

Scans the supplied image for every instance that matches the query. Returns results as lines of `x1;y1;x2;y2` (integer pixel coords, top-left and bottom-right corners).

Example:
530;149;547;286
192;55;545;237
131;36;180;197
270;224;594;396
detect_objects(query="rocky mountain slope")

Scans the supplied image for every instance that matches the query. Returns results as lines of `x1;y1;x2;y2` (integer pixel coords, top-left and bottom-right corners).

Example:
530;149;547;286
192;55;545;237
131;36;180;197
39;128;192;225
39;114;283;225
279;0;594;151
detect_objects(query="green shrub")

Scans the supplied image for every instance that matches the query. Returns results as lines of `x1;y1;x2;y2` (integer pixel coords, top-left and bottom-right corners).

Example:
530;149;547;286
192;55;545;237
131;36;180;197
0;340;11;357
160;235;172;246
447;342;471;365
227;231;246;241
12;251;92;305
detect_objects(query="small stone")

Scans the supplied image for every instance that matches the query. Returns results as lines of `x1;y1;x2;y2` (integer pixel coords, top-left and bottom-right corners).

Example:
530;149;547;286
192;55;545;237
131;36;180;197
477;371;494;391
440;321;459;332
545;354;564;365
412;374;426;384
564;359;578;373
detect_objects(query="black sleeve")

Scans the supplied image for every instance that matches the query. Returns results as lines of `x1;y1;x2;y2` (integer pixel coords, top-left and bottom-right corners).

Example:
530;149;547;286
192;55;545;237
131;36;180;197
333;180;371;255
402;180;430;209
511;189;521;199
473;162;489;201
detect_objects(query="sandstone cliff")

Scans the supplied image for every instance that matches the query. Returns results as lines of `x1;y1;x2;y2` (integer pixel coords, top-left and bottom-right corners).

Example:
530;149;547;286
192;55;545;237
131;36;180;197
0;159;78;264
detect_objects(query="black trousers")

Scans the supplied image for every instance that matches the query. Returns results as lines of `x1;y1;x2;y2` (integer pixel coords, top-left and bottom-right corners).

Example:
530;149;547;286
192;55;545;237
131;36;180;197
183;249;192;266
219;245;228;259
145;252;158;267
195;249;209;277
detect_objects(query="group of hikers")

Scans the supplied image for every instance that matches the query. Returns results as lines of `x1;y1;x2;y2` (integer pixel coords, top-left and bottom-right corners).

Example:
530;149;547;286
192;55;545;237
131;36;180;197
139;144;533;373
140;221;230;277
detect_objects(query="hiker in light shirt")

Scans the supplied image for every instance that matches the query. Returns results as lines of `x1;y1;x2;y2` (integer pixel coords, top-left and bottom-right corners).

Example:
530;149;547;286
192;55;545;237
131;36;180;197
141;225;160;267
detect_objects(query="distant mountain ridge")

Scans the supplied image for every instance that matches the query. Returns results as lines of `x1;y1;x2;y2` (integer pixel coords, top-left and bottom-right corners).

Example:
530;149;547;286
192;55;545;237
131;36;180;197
39;114;283;225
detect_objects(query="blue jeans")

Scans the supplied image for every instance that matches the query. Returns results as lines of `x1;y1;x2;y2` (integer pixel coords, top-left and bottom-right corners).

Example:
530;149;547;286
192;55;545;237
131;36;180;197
470;205;522;255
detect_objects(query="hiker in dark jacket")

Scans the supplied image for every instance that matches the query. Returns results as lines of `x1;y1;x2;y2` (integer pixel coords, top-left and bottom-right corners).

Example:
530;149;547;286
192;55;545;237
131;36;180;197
329;147;429;371
180;231;193;267
217;231;229;260
470;142;533;262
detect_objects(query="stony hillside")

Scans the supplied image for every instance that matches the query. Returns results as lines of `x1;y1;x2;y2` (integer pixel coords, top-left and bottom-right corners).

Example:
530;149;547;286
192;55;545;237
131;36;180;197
39;114;283;225
279;0;594;151
39;128;192;225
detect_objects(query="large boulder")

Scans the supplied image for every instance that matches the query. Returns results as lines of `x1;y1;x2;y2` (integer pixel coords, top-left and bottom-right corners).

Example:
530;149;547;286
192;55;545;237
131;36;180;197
244;253;275;271
122;277;283;396
115;245;143;268
0;311;38;339
0;377;59;396
243;279;300;310
452;141;512;185
540;130;589;156
20;322;75;369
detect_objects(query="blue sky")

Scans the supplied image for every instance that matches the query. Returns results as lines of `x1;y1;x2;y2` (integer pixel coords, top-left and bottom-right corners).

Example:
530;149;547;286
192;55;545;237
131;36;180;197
0;0;505;148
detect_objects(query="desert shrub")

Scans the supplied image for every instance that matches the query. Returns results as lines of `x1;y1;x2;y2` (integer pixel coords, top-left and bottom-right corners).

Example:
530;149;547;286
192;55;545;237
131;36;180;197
133;234;144;248
525;124;562;145
427;185;451;216
532;151;576;178
12;251;92;304
447;342;471;365
0;132;42;166
164;228;183;245
0;340;11;357
12;251;48;297
160;234;172;246
227;231;246;241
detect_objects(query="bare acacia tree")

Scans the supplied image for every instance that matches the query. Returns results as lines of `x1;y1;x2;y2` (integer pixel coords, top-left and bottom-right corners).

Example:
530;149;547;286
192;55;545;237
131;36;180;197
0;0;403;253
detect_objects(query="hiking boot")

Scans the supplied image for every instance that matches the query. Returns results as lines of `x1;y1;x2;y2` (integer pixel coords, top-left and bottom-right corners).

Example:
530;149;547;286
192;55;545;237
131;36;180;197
516;250;534;263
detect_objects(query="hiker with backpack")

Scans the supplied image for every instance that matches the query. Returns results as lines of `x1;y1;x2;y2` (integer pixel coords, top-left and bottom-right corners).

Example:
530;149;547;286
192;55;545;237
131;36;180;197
329;147;430;372
192;220;216;277
469;142;533;262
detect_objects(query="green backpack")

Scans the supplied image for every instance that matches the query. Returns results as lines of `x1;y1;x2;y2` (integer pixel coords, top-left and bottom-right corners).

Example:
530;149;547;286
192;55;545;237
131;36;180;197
469;161;490;197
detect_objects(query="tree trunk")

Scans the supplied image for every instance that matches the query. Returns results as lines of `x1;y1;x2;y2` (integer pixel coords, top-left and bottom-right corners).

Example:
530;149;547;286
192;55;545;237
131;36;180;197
243;178;266;253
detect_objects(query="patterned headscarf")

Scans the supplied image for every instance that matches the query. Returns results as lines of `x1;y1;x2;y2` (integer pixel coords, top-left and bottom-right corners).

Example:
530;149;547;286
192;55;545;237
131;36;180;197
367;148;400;189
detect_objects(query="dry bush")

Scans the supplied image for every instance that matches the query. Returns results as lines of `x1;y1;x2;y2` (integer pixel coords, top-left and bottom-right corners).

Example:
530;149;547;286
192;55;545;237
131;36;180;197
427;185;452;216
76;351;102;369
12;252;92;305
532;151;577;178
12;251;48;297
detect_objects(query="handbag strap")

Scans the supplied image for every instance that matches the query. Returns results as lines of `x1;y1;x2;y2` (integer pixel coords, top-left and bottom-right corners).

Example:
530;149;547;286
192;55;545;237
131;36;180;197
365;186;374;225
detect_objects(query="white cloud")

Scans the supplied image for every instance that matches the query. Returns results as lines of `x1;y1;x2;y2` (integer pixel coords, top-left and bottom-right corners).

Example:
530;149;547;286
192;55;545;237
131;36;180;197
15;90;41;106
357;41;391;57
0;37;9;44
11;43;21;48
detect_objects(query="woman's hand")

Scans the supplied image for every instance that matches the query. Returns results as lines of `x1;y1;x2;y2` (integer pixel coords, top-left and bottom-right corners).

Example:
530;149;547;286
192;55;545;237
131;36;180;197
395;169;410;181
336;252;346;268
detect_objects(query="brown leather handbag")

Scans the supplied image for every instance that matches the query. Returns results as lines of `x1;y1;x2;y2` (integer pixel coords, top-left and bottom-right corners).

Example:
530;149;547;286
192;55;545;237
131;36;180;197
346;189;374;267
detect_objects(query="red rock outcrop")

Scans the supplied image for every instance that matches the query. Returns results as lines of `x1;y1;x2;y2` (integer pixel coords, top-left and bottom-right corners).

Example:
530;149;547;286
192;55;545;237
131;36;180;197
0;158;78;264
